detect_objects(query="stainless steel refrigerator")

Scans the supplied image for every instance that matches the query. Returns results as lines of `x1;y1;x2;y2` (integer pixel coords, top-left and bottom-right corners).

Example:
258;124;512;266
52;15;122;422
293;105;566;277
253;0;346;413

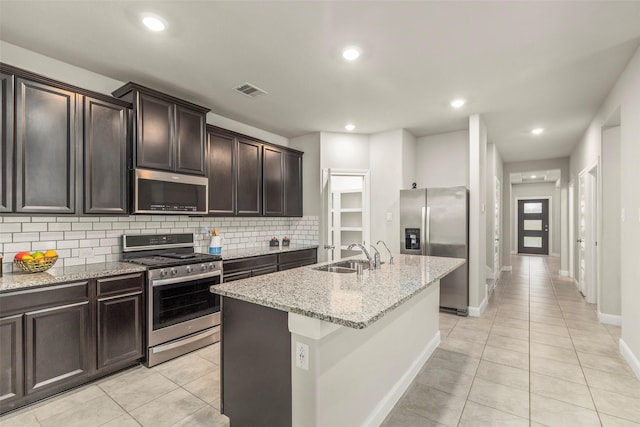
400;187;469;315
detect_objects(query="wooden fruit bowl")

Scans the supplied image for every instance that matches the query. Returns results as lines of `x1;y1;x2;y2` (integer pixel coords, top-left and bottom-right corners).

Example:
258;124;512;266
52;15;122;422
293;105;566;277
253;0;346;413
14;256;59;273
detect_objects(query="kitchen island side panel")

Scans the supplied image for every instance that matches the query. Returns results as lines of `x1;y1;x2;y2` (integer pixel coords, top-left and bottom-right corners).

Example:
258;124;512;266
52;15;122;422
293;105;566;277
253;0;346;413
221;297;291;427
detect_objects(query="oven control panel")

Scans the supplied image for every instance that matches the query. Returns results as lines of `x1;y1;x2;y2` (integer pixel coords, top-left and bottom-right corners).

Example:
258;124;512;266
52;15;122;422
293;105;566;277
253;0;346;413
149;261;223;281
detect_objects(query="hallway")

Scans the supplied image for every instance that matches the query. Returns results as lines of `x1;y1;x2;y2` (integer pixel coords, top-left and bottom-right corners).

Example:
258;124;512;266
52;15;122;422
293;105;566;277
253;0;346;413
383;255;640;426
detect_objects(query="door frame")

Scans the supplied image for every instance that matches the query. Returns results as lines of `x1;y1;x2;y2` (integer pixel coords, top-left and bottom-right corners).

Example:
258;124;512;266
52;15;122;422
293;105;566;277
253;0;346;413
514;196;552;255
568;180;575;279
321;168;371;263
493;176;502;278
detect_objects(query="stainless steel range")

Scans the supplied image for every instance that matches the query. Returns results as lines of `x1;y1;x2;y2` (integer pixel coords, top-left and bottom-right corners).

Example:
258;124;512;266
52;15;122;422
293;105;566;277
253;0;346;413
123;233;222;367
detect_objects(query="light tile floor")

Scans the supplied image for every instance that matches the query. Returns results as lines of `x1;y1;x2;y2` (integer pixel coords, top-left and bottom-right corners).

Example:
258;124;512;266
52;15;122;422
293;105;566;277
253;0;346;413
3;255;639;426
382;255;640;426
0;344;229;427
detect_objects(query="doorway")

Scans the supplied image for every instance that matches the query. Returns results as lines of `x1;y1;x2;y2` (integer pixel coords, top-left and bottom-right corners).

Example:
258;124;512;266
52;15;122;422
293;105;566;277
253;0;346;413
493;177;501;277
517;199;549;255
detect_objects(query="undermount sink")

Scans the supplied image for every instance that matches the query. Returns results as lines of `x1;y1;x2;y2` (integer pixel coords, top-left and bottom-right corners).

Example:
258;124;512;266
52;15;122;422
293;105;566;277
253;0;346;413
313;259;383;273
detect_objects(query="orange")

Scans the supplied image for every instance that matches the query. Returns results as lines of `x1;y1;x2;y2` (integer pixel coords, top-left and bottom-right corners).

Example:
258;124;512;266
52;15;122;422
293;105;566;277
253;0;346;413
45;250;58;258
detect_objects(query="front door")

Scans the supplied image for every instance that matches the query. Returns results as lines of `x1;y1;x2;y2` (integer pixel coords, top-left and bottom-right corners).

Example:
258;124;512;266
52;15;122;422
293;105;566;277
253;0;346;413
517;199;549;255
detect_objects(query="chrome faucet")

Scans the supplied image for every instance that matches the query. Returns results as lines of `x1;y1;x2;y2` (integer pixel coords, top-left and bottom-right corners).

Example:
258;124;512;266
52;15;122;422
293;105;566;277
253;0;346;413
376;240;394;265
369;245;382;269
347;243;375;270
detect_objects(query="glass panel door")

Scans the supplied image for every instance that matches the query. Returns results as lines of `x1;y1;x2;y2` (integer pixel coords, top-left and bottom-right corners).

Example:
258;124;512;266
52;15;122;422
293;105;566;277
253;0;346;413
517;198;549;255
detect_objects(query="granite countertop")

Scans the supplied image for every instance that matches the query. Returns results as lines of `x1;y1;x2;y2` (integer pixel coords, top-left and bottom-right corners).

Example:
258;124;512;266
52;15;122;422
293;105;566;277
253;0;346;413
0;262;147;293
212;254;464;329
221;244;319;261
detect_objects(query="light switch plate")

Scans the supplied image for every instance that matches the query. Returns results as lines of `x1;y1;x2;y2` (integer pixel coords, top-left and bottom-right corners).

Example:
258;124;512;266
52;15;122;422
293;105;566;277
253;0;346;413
386;212;393;222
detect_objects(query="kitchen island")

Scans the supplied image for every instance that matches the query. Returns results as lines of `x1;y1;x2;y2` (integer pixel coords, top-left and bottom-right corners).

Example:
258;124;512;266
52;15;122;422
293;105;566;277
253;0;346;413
211;254;465;427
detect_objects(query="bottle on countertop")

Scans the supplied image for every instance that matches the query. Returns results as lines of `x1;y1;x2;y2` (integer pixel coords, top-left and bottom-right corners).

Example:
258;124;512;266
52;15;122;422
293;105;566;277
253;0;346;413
208;228;222;255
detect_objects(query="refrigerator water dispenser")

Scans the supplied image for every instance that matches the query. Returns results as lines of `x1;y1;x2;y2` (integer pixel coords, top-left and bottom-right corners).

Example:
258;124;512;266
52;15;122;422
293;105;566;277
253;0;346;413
405;228;421;250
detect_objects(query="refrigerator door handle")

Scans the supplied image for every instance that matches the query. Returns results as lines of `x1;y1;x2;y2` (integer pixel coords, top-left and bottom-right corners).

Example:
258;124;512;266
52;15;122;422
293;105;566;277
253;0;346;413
421;206;426;255
426;206;431;256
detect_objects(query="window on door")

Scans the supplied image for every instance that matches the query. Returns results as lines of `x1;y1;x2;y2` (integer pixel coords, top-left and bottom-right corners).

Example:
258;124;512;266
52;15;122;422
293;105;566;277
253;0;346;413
517;199;549;255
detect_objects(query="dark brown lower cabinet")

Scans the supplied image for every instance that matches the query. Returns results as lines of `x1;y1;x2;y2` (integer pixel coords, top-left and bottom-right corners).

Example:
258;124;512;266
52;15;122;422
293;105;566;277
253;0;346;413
97;293;142;370
222;248;317;282
0;272;144;414
24;301;91;395
0;315;23;406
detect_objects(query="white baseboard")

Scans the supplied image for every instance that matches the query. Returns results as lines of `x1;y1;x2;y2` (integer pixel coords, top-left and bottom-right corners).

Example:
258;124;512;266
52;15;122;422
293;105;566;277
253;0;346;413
559;270;569;277
501;266;512;272
365;331;441;426
551;252;560;257
598;311;622;326
620;338;640;381
468;288;488;317
510;250;517;254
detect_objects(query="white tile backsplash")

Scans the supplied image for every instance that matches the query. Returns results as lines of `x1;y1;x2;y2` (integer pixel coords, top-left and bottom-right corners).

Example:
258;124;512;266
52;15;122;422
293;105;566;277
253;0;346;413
0;215;319;273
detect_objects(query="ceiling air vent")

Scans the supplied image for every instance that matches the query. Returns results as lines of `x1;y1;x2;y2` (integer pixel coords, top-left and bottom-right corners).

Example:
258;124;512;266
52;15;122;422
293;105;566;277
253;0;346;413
234;82;267;98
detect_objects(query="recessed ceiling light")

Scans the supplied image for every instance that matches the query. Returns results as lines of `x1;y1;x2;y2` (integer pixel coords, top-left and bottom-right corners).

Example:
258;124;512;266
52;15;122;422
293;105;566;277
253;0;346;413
342;46;361;61
142;15;167;32
450;98;466;109
531;175;537;179
345;123;355;131
531;128;544;135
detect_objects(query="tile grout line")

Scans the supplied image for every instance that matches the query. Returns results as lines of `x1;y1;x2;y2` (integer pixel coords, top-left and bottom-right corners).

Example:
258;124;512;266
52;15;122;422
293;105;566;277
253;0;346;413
541;256;604;427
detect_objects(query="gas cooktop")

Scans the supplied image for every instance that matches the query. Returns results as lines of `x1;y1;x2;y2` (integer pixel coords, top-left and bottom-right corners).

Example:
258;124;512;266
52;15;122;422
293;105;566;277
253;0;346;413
122;233;222;269
126;253;222;268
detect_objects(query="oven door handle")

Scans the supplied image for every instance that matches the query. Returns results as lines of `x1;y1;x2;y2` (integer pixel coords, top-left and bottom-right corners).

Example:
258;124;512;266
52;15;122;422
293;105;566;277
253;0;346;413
151;270;221;287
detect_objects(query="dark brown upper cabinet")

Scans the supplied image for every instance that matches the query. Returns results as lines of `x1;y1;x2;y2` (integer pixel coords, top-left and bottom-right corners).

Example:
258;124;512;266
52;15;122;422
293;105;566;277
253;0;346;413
263;145;284;216
283;150;303;217
15;78;77;213
207;129;236;215
236;138;263;216
263;145;303;217
83;96;130;214
113;82;209;176
0;72;13;213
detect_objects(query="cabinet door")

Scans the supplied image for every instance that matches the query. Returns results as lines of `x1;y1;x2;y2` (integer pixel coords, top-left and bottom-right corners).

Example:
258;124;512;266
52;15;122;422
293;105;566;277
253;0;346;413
236;138;262;216
15;78;76;213
0;315;23;408
97;293;143;370
284;151;302;217
175;105;205;175
0;72;13;212
263;146;284;216
207;131;235;215
84;97;129;214
137;92;174;171
25;301;90;395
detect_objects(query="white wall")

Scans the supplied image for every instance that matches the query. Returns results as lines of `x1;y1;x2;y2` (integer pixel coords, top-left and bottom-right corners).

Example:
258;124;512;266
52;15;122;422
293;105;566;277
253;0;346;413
289;133;321;217
569;45;640;376
402;129;417;189
510;183;560;254
320;132;370;170
415;130;469;188
600;126;621;317
0;41;288;146
468;115;487;312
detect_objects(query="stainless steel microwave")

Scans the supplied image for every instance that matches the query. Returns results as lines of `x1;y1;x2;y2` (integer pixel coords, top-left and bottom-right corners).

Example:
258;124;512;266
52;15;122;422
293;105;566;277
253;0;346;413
134;169;208;215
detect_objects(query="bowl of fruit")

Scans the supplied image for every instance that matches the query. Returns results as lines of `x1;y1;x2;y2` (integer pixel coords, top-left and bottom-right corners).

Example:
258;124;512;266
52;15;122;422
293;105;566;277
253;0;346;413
14;250;58;273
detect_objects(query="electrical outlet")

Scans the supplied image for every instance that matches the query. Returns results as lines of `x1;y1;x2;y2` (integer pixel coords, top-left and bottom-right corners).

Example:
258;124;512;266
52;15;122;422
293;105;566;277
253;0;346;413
295;342;309;371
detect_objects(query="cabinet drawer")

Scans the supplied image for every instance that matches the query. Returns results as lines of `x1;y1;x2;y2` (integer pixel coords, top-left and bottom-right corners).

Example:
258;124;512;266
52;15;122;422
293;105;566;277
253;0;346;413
278;259;316;272
223;254;278;274
252;265;278;277
96;273;144;297
278;249;316;265
223;271;252;283
0;282;89;317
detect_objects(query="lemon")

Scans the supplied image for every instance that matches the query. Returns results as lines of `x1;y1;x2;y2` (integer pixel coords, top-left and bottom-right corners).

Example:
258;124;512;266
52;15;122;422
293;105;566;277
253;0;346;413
45;250;58;258
33;252;45;259
22;255;33;261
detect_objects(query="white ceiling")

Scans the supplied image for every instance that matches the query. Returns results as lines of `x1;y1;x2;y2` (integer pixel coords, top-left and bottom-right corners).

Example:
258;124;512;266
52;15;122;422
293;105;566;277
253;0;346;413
1;1;639;162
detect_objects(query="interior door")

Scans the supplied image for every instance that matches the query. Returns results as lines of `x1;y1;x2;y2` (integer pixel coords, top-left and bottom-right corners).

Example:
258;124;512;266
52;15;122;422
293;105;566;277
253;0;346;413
577;172;587;295
494;177;501;276
517;199;549;255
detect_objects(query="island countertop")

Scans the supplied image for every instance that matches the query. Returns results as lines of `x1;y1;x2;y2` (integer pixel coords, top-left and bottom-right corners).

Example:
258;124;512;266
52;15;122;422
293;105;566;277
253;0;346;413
211;254;464;329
